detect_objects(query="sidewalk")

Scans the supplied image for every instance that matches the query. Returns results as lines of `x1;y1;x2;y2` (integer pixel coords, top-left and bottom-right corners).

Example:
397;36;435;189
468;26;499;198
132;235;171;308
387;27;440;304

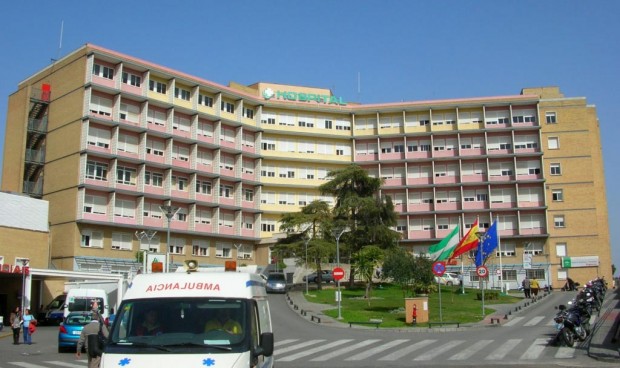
285;284;620;361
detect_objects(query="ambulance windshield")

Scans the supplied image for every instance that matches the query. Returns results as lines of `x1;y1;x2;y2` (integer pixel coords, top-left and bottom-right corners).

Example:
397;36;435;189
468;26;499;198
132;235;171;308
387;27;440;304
108;298;252;353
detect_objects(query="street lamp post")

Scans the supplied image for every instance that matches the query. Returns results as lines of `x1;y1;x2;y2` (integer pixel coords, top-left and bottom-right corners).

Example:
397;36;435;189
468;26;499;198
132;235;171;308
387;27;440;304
332;228;347;320
160;205;179;273
135;230;158;272
20;258;30;313
304;235;310;295
476;230;486;318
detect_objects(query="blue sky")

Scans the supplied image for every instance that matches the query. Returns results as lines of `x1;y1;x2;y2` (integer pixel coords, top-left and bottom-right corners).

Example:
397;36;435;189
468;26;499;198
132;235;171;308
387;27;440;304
1;1;618;270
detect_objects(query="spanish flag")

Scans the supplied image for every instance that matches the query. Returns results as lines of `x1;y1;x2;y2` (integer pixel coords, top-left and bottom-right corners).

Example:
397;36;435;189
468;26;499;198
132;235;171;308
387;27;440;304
448;220;480;261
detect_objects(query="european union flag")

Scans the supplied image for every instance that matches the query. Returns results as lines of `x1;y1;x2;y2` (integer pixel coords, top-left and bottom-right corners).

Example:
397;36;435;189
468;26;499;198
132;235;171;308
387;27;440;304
475;220;499;267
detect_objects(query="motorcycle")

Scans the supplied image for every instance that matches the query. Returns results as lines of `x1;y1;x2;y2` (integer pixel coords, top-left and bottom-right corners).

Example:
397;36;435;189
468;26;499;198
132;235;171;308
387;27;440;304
554;302;591;347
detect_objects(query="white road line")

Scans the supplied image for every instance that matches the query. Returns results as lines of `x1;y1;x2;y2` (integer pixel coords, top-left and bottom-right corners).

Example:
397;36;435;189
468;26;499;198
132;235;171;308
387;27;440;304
448;339;493;360
519;337;548;360
273;339;325;356
485;338;521;360
345;339;410;361
46;361;88;368
555;346;576;358
274;338;299;347
8;363;52;368
413;340;465;361
277;339;353;362
524;316;546;326
310;339;380;361
378;339;437;361
503;316;525;327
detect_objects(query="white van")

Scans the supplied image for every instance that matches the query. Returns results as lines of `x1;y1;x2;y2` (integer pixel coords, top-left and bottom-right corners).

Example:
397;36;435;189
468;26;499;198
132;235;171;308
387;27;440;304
43;294;67;325
98;266;274;368
64;288;108;321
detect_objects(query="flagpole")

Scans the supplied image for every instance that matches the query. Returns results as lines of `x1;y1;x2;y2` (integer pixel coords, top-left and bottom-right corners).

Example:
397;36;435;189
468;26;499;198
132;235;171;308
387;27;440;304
460;217;465;294
497;215;504;294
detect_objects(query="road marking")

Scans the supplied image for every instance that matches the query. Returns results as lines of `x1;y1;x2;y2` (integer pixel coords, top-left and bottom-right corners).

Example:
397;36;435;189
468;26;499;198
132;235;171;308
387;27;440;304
345;339;409;361
520;337;548;359
274;338;299;347
485;338;521;360
310;339;380;361
277;339;353;362
555;346;575;358
503;316;525;326
448;339;493;360
524;316;546;326
8;363;56;368
378;339;437;361
413;340;465;361
274;339;325;355
46;362;88;368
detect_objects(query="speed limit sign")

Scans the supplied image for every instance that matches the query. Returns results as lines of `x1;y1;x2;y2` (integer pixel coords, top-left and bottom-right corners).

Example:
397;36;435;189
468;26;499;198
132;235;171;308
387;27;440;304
476;266;489;278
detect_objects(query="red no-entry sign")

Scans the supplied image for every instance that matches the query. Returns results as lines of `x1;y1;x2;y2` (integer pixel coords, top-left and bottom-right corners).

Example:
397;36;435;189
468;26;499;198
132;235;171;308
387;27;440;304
333;267;345;281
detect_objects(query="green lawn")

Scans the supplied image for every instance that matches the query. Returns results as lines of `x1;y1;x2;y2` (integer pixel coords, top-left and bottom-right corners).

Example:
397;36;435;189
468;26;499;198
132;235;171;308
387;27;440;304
303;283;522;328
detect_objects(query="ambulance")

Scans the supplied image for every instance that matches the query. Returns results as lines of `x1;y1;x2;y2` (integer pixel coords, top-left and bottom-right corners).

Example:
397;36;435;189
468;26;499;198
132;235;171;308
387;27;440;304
96;261;274;368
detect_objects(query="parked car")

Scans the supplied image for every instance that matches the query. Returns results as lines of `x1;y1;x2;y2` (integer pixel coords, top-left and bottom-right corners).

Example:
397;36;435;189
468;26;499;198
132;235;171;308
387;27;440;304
58;311;94;353
265;272;287;293
434;272;461;286
303;270;334;283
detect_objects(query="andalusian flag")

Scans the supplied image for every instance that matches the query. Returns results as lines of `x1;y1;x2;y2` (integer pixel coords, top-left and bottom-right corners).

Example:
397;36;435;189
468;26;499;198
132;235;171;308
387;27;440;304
448;220;480;261
428;225;460;261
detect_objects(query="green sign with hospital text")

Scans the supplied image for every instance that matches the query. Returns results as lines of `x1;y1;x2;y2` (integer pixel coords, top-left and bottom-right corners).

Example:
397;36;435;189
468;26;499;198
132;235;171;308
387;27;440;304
262;88;346;106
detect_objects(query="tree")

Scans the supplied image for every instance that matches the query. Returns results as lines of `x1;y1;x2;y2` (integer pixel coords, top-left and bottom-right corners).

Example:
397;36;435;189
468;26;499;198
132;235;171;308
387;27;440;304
352;246;383;304
381;247;416;297
277;200;335;290
319;164;400;286
612;264;616;277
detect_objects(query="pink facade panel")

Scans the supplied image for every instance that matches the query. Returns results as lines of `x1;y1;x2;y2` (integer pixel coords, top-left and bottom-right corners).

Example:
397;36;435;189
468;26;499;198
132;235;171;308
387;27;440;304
461;174;486;183
406;151;432;159
83;213;107;222
85;179;110;188
409;230;433;239
144;186;165;196
521;228;546;235
354;154;378;162
219;197;235;206
196;163;213;174
117;151;139;160
490;202;514;209
432;150;456;158
146;154;165;164
384;178;405;186
241;228;254;237
242;145;257;154
172;190;190;199
381;152;404;160
517;174;542;181
143;217;164;228
172;159;190;169
113;216;137;225
459;148;485;157
197;135;215;145
488;149;512;155
242;172;256;181
490;176;513;182
88;146;111;155
219;226;235;235
92;75;115;89
148;122;167;133
407;177;432;185
171;221;189;231
435;203;459;211
196;193;215;203
194;223;213;233
408;204;433;212
120;83;142;96
462;202;487;210
518;201;544;208
434;176;458;185
499;229;518;236
116;183;137;192
220;140;235;149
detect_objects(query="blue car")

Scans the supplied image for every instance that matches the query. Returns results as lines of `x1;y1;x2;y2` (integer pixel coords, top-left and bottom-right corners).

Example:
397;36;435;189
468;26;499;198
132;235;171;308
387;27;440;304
58;312;94;353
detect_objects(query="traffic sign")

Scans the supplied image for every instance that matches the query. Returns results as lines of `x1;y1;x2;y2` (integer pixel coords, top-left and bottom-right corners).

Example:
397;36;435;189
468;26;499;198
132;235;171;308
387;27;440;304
333;267;345;281
432;261;446;277
476;266;489;278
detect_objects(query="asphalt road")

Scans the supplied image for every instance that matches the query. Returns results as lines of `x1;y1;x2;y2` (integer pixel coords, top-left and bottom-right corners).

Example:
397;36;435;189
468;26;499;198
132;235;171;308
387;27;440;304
269;291;619;367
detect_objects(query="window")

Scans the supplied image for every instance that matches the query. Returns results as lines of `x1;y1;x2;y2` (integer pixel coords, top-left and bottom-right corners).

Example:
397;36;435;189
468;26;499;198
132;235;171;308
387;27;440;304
93;64;114;79
261;221;275;232
81;230;103;248
198;94;213;107
143;202;162;219
244;188;254;202
114;198;136;218
219;185;233;198
117;133;139;154
548;137;559;150
90;95;112;116
496;242;516;257
172;176;188;191
176;208;187;222
84;194;107;214
146;140;165;156
174;87;190;101
221;101;235;113
324;120;333;129
526;269;545;279
216;242;232;258
243;107;254;119
196;179;212;195
524;242;544;256
145;171;163;187
86;161;108;181
169;237;185;255
237;245;253;259
261;165;275;178
219;212;234;228
149;80;167;94
122;72;141;87
501;270;518;281
546;112;557;124
198;121;214;137
550;163;562;175
554;215;565;228
87;127;111;149
172;115;191;133
119;103;140;123
195;209;212;224
192;240;209;256
243;216;254;230
172;145;190;162
556;243;567;257
261;139;276;151
552;189;564;201
116;166;136;185
111;233;132;251
147;109;167;126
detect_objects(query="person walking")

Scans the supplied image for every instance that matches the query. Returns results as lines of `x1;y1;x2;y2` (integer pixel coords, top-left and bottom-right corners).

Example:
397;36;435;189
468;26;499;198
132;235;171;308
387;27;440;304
531;278;540;297
22;308;36;345
522;277;531;298
76;311;108;368
10;306;21;345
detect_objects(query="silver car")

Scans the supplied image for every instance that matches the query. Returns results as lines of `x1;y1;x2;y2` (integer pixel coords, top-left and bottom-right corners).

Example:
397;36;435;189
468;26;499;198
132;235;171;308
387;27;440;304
265;273;287;293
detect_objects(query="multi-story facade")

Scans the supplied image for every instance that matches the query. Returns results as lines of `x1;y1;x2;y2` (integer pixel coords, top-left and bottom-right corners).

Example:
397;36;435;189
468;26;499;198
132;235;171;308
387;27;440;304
1;44;610;289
